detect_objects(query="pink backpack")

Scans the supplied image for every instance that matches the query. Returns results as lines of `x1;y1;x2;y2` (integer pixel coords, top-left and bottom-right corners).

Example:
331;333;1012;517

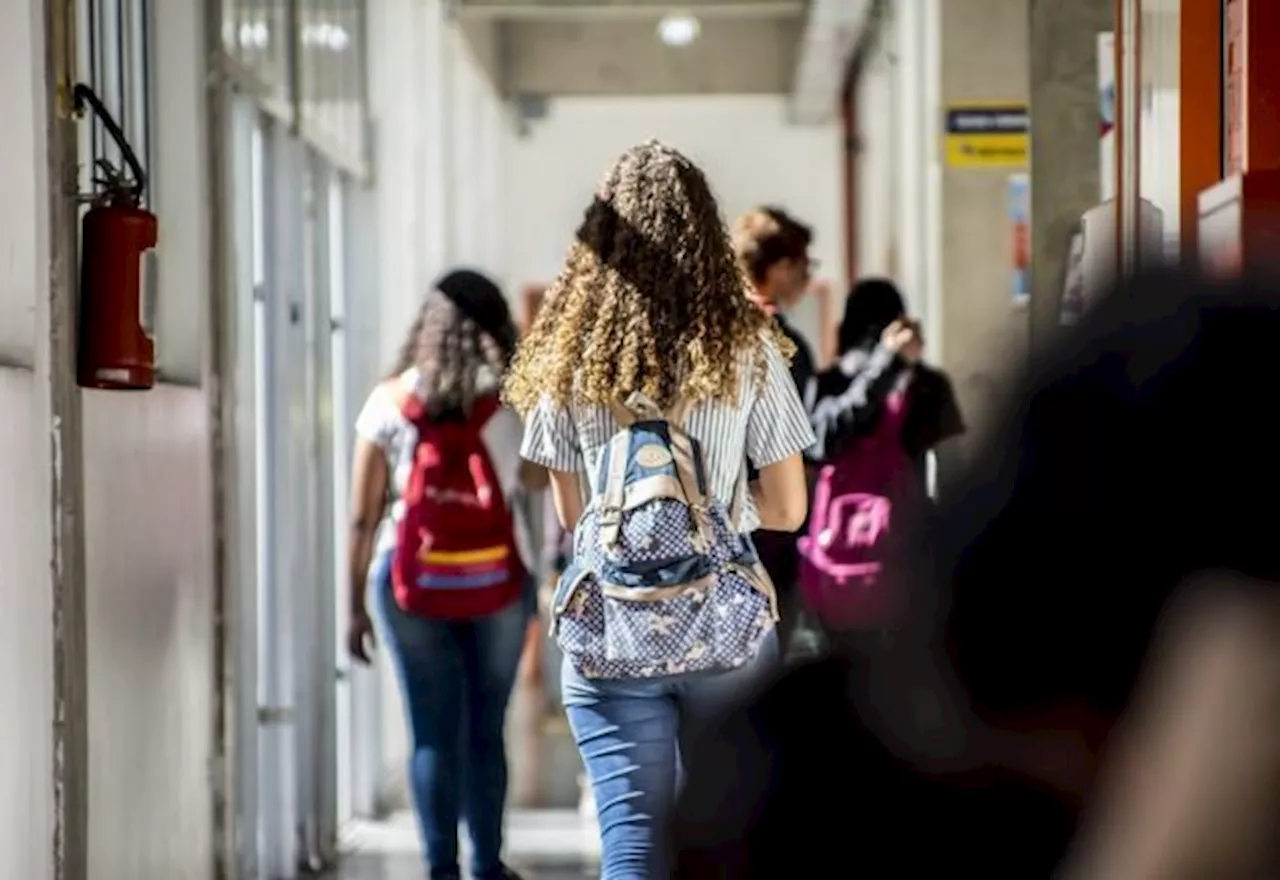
797;391;922;631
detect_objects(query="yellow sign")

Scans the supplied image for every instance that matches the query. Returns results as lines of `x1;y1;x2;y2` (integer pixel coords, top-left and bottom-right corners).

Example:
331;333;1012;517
945;105;1029;168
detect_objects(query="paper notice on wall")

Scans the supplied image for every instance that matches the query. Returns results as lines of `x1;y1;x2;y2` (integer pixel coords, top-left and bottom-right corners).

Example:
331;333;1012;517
1098;32;1116;203
1009;173;1030;306
944;105;1030;168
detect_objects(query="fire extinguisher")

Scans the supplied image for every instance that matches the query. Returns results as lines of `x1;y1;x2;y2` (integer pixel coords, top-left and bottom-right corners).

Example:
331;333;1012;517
74;83;157;391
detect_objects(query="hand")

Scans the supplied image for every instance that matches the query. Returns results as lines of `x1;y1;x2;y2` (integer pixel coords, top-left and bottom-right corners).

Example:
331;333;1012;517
347;610;377;665
900;319;924;364
881;319;923;363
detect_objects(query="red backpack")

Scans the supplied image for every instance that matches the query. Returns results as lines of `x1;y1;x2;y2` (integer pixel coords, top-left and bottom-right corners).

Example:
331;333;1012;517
390;390;524;619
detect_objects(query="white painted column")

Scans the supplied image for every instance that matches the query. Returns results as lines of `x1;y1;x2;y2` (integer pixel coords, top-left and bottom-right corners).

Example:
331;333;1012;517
894;0;924;310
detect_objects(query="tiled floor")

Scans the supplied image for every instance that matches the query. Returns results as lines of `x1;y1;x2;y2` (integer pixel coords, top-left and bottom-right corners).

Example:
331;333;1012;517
330;809;599;880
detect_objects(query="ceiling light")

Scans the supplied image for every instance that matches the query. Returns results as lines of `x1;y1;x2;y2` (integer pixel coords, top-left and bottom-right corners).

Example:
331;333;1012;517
657;13;700;47
301;22;351;51
238;21;269;50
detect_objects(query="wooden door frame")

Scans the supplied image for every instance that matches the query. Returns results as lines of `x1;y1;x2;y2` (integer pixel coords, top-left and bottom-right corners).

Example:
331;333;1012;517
1180;0;1225;263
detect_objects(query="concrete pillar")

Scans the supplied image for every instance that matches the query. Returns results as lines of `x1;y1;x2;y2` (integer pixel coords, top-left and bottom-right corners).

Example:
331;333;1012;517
937;0;1031;465
1027;0;1114;353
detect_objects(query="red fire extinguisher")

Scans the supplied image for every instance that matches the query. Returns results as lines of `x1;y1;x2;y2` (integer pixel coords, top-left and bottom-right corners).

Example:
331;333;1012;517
74;83;157;391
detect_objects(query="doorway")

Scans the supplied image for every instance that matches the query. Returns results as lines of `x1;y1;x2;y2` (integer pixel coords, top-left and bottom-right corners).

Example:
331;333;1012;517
230;100;354;878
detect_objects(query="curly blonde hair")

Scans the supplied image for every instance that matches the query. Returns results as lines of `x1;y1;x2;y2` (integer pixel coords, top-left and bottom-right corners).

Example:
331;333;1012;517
503;140;794;415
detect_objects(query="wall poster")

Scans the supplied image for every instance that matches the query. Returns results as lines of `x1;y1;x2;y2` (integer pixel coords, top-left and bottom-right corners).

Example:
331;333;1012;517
1009;173;1030;305
1098;31;1116;202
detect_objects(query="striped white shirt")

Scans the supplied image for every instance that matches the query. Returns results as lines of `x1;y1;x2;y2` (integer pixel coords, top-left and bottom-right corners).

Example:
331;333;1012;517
518;338;815;533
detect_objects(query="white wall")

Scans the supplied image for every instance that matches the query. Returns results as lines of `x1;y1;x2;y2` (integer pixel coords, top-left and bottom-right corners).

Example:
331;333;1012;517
0;372;53;880
1;0;216;876
82;388;215;877
1140;6;1181;257
84;0;216;874
0;0;44;366
0;1;55;878
504;95;844;350
449;26;513;277
855;36;899;281
366;0;515;813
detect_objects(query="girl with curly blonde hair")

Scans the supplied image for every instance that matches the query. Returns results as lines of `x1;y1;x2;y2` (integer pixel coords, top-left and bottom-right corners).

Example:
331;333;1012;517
506;141;815;877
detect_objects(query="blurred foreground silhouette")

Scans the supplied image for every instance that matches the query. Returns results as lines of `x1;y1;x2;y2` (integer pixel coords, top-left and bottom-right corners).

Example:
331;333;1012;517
673;268;1280;878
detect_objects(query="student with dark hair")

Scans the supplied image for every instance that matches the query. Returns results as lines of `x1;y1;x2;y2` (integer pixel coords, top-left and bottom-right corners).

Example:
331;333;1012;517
346;269;533;880
672;268;1280;877
808;277;963;482
798;277;963;643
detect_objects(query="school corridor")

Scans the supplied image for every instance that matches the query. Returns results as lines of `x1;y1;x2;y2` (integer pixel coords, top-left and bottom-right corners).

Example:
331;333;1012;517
0;0;1258;876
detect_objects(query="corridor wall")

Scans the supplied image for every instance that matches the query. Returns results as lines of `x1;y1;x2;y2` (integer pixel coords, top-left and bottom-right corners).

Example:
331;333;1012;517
936;0;1031;464
850;0;1032;480
80;0;217;874
0;1;54;878
503;94;843;360
0;0;217;876
366;0;517;814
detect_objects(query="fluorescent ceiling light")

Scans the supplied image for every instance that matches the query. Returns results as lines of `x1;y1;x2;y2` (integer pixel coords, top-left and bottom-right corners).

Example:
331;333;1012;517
657;13;701;47
238;21;270;50
301;22;351;51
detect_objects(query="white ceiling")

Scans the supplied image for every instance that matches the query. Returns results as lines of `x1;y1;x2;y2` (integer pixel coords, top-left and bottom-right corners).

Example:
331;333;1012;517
454;0;868;117
457;0;804;17
790;0;872;123
457;0;812;96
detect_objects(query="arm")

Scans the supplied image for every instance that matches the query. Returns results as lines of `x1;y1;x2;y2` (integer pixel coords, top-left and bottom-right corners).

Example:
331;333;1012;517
905;366;966;455
751;453;808;532
346;437;388;663
519;459;551;492
519;394;585;529
548;468;585;532
933;374;966;445
808;344;908;462
746;340;818;532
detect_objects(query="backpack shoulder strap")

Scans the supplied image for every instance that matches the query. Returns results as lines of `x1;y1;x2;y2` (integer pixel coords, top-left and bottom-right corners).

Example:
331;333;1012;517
387;377;423;422
666;394;690;431
728;461;748;532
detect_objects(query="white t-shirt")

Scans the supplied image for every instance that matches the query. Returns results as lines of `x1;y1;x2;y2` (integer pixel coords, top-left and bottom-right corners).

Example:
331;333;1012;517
354;367;533;566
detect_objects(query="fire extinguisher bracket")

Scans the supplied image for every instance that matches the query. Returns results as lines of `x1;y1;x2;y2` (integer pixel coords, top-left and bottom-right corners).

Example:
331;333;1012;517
72;83;158;391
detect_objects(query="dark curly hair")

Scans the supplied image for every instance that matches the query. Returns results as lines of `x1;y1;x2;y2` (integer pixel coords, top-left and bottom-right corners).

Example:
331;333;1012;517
388;269;516;419
503;140;793;414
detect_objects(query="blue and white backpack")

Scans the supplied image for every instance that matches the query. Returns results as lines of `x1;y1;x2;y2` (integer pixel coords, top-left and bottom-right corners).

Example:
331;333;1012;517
550;392;779;680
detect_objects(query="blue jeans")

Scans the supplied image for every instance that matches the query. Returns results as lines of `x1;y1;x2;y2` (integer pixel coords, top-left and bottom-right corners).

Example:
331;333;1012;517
371;551;527;880
562;632;780;879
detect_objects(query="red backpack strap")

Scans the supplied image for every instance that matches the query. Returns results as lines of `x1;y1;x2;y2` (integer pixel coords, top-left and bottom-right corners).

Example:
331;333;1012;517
389;380;500;434
390;381;431;432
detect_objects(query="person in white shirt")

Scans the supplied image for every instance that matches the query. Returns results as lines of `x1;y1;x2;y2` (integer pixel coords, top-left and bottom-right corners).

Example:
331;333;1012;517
346;269;534;880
